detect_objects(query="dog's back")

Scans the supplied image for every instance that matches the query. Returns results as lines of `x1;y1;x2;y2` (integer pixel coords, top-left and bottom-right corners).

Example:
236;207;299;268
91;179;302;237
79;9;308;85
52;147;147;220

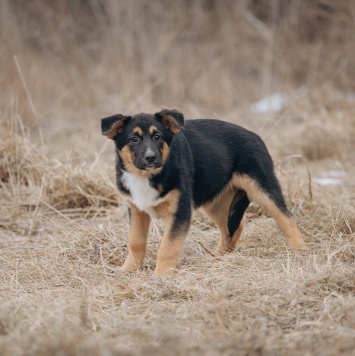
184;119;274;207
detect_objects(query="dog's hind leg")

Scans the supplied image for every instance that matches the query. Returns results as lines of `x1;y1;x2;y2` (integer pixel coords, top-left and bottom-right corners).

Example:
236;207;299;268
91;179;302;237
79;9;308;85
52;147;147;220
233;174;306;249
202;188;249;254
225;189;250;252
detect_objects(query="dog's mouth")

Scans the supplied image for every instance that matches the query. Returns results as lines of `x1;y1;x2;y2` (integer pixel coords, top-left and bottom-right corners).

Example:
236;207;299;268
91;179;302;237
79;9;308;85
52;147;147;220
132;156;163;173
133;161;162;172
144;163;162;171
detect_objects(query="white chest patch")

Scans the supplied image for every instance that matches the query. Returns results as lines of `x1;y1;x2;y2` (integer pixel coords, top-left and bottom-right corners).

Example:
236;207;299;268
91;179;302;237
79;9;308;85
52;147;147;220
121;171;166;214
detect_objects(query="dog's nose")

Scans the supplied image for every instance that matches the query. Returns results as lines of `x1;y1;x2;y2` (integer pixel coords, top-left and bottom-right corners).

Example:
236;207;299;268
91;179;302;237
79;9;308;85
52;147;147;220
144;152;156;164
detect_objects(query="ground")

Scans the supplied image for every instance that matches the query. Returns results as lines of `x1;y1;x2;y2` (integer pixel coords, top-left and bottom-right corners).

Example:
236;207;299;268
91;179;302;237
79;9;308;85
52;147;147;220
1;97;354;355
1;2;355;355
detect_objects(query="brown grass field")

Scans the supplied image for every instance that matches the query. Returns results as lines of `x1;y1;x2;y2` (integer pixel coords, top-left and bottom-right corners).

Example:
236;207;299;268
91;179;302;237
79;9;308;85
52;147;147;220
1;1;354;355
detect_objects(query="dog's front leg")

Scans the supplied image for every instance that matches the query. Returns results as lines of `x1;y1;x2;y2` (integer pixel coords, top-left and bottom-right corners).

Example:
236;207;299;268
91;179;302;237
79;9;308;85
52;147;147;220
122;205;150;272
154;220;189;276
154;195;191;276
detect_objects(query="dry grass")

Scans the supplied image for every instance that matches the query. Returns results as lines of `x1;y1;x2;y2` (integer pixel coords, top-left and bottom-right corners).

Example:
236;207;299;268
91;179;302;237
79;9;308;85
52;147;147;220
1;1;355;355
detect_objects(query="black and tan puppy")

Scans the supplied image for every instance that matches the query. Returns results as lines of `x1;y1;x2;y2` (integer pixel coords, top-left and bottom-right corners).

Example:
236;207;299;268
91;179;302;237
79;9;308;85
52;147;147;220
101;109;306;275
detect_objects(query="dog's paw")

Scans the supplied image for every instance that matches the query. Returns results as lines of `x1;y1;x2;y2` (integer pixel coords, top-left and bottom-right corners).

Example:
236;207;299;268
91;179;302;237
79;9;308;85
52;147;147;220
121;260;140;272
153;267;175;277
287;238;308;250
215;246;235;255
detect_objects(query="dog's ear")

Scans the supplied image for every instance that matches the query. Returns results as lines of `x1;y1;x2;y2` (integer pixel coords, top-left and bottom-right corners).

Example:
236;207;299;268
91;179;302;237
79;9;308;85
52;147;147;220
101;114;130;140
155;109;184;134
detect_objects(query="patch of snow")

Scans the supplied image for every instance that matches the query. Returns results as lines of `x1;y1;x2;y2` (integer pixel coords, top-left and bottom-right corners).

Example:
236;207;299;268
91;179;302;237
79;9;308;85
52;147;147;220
337;91;355;103
251;87;309;114
251;93;288;113
313;178;341;186
326;170;346;177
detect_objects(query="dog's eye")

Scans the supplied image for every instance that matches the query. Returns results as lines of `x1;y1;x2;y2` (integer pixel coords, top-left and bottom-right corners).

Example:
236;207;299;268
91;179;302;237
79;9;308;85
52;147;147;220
153;134;161;141
130;135;140;143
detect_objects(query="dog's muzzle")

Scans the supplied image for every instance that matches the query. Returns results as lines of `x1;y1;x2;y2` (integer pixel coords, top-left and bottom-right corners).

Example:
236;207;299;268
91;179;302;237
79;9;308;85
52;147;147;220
142;148;162;170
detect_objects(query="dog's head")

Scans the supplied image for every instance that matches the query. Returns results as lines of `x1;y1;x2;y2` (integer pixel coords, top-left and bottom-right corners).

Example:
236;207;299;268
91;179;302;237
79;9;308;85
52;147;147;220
101;109;184;175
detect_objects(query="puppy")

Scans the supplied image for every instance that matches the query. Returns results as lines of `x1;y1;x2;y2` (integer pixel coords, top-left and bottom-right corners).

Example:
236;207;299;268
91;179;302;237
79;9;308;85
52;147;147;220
101;109;306;275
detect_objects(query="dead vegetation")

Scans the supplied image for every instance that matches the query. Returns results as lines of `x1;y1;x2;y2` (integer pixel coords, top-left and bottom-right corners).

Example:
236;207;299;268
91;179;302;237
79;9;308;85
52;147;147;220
0;1;354;355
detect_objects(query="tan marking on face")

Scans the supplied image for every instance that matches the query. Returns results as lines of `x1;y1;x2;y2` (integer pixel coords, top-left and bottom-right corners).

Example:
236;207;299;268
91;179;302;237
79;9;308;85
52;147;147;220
132;127;143;136
121;205;151;271
149;125;158;135
232;174;306;249
161;114;180;134
120;145;143;175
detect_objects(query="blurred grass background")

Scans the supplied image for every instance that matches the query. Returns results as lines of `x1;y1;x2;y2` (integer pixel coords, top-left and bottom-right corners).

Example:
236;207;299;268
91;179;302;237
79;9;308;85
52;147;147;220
2;0;355;124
